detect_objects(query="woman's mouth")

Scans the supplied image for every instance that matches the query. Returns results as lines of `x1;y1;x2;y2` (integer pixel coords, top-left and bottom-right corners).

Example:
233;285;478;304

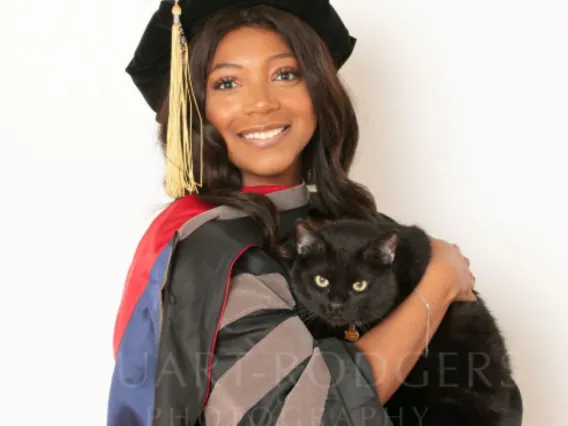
238;124;291;148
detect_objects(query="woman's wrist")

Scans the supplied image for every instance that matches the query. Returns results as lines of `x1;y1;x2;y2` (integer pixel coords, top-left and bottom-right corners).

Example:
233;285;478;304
415;262;457;308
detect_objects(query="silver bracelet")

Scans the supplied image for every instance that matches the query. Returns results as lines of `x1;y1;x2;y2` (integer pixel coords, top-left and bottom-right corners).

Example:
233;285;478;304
417;293;432;357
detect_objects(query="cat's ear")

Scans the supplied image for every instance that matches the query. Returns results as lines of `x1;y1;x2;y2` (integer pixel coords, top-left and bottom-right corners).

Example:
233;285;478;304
296;220;324;255
363;231;399;264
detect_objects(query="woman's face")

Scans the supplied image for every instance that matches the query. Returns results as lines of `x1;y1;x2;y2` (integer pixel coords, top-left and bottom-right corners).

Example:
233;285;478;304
205;26;317;187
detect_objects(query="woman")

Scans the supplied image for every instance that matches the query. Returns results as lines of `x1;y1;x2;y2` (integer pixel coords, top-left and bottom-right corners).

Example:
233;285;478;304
107;1;517;425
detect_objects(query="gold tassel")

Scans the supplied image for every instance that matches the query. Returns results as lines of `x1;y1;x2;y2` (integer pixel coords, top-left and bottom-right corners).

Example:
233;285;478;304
164;0;203;198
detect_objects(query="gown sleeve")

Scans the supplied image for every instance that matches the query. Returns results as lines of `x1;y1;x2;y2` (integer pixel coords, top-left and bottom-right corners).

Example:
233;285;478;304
201;248;393;426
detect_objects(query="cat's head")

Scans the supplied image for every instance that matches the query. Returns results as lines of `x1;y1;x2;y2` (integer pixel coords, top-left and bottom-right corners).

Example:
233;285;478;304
290;219;401;328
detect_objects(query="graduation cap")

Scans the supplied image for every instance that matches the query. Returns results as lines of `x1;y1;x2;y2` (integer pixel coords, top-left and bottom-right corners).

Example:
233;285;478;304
126;0;356;198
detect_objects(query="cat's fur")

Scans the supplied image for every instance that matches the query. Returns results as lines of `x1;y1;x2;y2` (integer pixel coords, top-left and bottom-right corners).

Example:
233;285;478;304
289;218;522;426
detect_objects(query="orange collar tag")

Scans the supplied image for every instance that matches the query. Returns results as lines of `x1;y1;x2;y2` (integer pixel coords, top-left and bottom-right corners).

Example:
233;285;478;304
344;325;360;342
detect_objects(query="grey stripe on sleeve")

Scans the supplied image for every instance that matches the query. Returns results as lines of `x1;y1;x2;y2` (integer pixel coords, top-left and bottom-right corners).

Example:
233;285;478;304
221;273;296;329
275;347;331;426
204;317;314;426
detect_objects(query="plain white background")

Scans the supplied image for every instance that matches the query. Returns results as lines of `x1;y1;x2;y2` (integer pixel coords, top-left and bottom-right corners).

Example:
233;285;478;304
0;0;566;424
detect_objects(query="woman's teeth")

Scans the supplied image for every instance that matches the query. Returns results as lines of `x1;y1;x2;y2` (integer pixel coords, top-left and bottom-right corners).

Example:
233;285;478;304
241;127;286;140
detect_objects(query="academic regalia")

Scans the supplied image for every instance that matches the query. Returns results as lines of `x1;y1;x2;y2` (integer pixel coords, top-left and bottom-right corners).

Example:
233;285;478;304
107;181;524;426
108;1;523;425
107;184;395;426
107;3;389;423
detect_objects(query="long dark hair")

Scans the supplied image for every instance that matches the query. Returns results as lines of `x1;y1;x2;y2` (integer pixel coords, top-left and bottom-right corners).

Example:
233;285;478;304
157;5;377;249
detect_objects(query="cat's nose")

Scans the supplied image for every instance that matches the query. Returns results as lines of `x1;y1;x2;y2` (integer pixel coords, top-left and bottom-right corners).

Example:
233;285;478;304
329;301;344;312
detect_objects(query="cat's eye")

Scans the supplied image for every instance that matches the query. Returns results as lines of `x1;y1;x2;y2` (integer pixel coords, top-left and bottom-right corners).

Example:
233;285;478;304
314;275;330;288
352;280;368;292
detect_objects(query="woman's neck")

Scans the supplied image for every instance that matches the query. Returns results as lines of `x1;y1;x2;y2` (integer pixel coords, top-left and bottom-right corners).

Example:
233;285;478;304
241;166;302;188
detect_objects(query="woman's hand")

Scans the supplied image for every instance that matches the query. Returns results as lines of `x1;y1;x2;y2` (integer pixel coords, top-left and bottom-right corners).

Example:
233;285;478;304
425;237;477;302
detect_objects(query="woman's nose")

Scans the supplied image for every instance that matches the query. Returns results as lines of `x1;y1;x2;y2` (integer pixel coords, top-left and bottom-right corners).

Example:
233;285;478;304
243;84;280;115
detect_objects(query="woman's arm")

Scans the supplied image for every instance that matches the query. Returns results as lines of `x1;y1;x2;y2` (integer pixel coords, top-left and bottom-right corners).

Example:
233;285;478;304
355;237;476;404
355;265;454;404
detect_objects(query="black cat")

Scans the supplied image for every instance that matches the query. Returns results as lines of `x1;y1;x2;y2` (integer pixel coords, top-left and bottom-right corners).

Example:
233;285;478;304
289;218;522;426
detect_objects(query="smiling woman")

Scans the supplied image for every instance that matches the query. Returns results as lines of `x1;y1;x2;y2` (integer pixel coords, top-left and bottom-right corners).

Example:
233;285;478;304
205;26;317;186
153;4;377;237
107;2;508;426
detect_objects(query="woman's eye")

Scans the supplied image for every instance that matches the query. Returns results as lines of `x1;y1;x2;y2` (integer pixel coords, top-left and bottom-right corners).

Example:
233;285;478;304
275;69;300;82
213;78;238;90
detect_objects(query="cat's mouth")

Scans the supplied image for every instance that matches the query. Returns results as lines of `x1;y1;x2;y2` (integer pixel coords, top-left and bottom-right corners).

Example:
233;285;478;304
325;314;350;327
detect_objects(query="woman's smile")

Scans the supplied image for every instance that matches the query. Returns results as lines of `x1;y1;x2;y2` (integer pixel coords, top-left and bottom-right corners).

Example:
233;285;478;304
237;123;292;148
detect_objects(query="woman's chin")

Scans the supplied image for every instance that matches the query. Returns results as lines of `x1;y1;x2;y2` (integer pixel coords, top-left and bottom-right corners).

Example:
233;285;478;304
239;162;299;184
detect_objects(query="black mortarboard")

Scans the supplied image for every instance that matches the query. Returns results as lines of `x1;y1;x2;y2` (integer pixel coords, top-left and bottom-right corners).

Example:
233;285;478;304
125;0;356;198
126;0;356;113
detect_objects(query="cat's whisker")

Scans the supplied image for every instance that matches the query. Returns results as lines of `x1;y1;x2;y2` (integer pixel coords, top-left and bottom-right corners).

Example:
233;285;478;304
355;320;371;334
295;305;314;316
302;313;319;322
294;305;324;326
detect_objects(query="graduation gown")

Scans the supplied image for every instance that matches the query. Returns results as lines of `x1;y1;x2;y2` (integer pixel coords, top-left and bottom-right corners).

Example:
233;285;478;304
107;183;392;426
106;183;523;426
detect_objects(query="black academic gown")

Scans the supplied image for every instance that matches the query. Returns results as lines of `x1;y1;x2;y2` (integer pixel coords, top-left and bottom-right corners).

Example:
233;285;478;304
108;183;522;426
152;184;391;426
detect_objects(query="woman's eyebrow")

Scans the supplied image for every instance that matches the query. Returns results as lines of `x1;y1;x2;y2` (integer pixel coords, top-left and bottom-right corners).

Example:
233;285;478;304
210;52;294;72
